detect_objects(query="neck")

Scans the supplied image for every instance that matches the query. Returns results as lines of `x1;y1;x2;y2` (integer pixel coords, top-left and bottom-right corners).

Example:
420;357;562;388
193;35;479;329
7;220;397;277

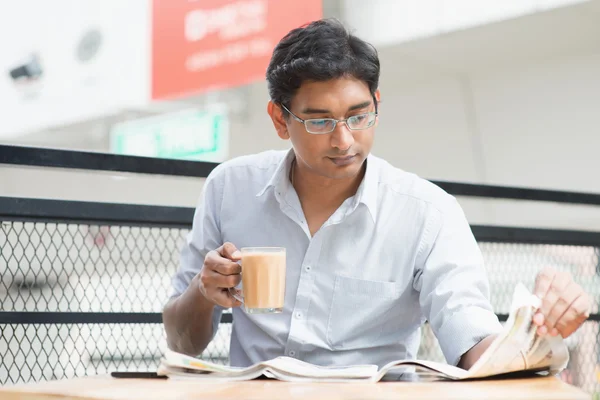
291;158;366;205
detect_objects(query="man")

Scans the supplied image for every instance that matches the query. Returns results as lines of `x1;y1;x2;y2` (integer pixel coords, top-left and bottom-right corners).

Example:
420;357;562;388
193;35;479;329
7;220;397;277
163;19;590;370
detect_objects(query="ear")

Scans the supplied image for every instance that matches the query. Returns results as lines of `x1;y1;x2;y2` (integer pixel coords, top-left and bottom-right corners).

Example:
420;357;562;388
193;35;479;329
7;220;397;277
374;89;381;127
267;101;290;140
374;89;381;105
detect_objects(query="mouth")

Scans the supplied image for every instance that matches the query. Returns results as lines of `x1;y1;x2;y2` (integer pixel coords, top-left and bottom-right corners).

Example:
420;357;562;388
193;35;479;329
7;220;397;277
329;155;357;166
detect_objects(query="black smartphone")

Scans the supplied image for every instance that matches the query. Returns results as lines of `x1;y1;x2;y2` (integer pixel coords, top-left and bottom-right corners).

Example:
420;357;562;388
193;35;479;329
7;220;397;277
111;371;167;379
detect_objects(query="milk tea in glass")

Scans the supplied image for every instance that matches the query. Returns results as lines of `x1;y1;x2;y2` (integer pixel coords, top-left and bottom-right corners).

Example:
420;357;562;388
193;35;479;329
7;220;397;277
240;247;286;314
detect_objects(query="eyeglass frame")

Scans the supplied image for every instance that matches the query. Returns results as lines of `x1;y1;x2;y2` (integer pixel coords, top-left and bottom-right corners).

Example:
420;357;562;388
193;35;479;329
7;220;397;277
279;103;378;135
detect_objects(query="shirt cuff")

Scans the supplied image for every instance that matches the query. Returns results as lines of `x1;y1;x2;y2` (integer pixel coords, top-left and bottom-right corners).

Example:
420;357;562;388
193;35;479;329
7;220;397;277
436;307;503;367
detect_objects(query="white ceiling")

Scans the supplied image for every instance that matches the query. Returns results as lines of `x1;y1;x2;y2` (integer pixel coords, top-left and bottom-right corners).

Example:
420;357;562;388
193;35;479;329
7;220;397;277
377;0;600;87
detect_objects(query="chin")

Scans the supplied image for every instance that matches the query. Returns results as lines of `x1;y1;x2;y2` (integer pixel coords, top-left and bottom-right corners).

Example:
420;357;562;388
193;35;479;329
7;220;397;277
325;160;365;179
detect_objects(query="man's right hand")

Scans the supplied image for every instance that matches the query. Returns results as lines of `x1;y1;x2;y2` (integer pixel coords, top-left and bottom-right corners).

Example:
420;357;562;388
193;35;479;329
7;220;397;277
198;242;243;308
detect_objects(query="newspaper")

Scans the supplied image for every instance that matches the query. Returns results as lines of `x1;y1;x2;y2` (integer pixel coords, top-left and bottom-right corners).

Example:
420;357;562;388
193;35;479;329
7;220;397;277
458;282;569;379
156;283;569;382
157;354;378;382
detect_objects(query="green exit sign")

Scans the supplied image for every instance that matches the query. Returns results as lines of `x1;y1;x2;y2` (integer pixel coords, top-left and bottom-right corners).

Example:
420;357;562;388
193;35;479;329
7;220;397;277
110;108;229;162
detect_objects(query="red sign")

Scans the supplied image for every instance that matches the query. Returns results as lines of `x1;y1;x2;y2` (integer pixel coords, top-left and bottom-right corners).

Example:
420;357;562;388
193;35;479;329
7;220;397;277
151;0;322;100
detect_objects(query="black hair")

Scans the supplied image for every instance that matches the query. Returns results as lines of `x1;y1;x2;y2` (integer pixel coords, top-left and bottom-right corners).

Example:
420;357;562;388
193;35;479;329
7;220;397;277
266;18;380;113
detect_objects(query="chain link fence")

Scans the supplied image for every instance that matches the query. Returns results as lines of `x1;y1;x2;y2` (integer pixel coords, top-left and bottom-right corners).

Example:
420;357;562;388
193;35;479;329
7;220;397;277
1;220;599;394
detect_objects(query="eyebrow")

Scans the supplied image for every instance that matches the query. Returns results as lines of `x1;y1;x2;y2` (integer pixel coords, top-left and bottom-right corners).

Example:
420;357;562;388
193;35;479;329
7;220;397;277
301;100;372;115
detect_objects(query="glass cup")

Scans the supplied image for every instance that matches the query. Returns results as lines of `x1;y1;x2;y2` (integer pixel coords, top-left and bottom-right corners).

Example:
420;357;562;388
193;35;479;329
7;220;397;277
230;247;286;314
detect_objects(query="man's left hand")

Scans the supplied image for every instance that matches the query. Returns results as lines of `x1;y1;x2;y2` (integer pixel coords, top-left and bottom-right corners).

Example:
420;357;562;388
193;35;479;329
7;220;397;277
533;267;591;338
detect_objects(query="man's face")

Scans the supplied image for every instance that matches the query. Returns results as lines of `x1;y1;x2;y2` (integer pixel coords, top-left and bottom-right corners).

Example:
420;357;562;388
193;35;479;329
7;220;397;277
277;77;378;181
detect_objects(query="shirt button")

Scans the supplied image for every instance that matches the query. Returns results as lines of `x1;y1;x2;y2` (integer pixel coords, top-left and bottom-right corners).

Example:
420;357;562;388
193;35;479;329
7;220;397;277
295;312;303;319
305;265;311;272
288;350;296;357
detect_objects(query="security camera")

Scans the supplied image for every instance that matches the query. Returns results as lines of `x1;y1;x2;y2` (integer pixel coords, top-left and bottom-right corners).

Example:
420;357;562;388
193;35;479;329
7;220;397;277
8;54;43;82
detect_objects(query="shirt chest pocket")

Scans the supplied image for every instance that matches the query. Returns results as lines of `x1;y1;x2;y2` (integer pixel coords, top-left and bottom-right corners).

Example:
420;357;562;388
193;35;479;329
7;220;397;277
326;275;408;350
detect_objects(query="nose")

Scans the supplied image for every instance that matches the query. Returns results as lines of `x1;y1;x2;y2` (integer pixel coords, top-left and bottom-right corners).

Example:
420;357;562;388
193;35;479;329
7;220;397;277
329;121;354;151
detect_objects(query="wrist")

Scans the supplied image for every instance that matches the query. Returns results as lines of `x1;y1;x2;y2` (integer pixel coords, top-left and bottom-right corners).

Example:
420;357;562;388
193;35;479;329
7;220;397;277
188;274;216;310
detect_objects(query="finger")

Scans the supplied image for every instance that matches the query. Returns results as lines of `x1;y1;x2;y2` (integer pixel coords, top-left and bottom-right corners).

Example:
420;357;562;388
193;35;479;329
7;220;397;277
201;268;241;289
534;267;557;300
212;260;242;276
212;288;242;308
556;294;591;338
220;242;242;261
577;294;592;319
537;325;548;336
533;312;545;326
204;249;222;268
205;249;241;275
539;271;571;320
214;272;241;289
544;281;580;331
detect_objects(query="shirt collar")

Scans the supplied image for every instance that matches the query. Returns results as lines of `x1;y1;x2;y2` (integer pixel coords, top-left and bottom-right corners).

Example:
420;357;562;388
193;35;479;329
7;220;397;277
256;148;295;198
256;149;379;222
353;154;379;222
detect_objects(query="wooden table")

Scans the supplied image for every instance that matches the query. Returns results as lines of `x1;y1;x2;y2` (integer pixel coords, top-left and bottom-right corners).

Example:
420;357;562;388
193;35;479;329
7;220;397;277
0;375;590;400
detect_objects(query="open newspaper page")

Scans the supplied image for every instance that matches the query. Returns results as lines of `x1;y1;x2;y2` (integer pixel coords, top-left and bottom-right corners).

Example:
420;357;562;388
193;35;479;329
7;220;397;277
156;351;266;381
157;349;377;381
156;364;267;382
462;282;569;379
374;282;570;381
157;283;569;382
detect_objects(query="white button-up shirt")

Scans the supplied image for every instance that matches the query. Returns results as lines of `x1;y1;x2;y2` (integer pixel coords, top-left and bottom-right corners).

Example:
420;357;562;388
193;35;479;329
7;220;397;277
171;149;502;368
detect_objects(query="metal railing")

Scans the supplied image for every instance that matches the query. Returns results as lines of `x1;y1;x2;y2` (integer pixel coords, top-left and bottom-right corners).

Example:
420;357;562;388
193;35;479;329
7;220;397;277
1;144;599;394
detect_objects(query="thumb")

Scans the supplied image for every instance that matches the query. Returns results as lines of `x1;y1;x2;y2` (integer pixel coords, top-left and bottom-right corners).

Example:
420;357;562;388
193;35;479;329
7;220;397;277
220;242;242;261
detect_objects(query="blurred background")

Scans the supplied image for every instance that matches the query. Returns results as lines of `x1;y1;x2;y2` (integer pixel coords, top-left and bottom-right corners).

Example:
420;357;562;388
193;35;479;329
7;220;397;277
1;0;599;229
1;0;599;395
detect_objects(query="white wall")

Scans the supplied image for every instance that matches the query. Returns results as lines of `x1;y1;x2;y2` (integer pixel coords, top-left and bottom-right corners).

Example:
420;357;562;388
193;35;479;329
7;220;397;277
374;77;483;182
372;50;600;229
374;51;600;185
0;0;149;138
342;0;588;47
471;52;600;192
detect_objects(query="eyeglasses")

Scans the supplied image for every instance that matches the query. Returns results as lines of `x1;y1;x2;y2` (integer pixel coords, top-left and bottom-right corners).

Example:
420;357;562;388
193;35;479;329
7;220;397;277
280;104;378;135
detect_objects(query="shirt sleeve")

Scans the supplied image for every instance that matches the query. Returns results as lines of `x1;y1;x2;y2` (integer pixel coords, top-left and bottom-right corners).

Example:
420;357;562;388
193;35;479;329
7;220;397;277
170;169;225;341
413;196;503;366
